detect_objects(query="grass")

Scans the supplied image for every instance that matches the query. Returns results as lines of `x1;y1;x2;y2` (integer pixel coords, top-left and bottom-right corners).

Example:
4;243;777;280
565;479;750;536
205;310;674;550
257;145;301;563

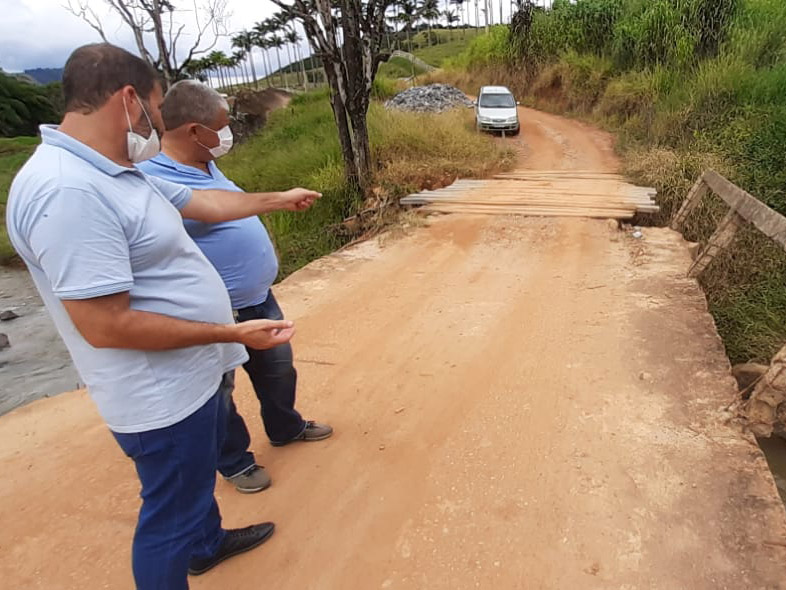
0;136;39;264
219;89;512;279
378;56;429;79
436;1;786;365
411;28;483;67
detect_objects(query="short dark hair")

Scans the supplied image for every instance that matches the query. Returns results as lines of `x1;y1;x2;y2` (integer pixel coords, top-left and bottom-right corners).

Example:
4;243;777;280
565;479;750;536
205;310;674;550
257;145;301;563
62;43;158;114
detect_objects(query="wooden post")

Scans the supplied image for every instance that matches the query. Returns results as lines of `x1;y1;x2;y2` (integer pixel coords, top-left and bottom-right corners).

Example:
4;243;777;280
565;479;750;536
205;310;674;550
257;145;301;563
741;344;786;437
671;177;709;232
687;209;745;278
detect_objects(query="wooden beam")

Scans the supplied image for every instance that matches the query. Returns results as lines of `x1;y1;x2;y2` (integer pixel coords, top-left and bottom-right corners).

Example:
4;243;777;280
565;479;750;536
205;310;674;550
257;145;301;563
688;209;744;278
671;177;709;232
703;170;786;250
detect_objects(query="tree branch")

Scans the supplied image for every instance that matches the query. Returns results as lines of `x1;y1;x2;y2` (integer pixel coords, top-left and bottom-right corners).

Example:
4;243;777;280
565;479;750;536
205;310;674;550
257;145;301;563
63;0;109;43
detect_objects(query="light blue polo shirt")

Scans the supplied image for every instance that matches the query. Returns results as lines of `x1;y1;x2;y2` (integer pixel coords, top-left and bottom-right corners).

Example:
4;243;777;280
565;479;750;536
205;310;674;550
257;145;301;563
137;153;278;310
6;125;248;433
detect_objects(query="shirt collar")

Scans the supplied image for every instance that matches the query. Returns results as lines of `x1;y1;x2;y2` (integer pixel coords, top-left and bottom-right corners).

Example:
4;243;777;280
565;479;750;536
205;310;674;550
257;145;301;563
39;124;139;178
152;151;218;179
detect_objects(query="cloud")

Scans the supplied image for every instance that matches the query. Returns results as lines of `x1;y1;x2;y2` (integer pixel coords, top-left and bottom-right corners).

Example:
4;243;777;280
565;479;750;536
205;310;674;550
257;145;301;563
0;0;277;72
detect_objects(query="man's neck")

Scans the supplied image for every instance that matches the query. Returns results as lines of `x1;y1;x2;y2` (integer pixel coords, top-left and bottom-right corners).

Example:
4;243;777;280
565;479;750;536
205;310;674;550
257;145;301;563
58;112;132;167
161;139;211;174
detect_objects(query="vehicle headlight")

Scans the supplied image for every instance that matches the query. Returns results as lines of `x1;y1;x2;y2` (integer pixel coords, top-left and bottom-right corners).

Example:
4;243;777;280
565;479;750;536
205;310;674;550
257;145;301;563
479;116;491;122
507;116;518;123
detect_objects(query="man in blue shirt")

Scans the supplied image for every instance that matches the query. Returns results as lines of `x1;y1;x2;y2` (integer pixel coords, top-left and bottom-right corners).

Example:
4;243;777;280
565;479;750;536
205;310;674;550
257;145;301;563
7;44;320;590
139;80;333;495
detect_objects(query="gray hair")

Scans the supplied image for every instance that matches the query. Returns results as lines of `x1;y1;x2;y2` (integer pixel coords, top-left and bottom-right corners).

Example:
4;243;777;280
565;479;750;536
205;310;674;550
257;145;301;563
161;80;229;131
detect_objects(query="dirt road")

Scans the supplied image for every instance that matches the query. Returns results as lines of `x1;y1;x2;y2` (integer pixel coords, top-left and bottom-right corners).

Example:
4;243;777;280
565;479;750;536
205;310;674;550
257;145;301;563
2;107;786;589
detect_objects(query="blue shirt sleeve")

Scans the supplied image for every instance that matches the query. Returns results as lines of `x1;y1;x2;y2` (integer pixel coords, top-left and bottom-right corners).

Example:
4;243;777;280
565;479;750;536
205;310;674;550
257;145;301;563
27;187;134;300
142;173;193;210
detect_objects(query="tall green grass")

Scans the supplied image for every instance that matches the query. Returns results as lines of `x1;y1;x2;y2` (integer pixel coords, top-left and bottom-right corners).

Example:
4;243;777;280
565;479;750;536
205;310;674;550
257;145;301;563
440;0;786;364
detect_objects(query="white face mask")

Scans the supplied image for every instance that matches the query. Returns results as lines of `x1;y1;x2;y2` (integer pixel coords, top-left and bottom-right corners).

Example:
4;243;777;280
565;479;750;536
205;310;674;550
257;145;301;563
197;124;234;159
123;95;160;163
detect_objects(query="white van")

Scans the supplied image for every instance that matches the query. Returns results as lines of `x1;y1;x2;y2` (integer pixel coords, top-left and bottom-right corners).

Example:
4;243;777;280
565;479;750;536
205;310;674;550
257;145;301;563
475;86;520;135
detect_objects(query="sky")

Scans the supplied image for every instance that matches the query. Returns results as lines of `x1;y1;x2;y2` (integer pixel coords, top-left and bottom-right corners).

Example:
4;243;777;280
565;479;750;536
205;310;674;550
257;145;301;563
0;0;277;72
0;0;539;74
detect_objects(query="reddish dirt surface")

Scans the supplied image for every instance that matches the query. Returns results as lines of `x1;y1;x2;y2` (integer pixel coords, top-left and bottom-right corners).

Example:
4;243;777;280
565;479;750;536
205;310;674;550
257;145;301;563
2;108;786;589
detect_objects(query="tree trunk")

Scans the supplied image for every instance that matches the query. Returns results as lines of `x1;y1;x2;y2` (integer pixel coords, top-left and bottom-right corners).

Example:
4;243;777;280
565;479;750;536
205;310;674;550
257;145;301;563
216;67;224;91
348;108;372;190
241;62;249;86
394;4;400;49
297;45;308;89
248;50;259;89
322;63;359;186
263;51;273;87
275;48;286;88
285;43;294;88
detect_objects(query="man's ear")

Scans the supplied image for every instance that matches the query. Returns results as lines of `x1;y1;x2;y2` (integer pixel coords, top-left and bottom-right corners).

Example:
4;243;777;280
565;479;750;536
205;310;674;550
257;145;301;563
186;123;200;139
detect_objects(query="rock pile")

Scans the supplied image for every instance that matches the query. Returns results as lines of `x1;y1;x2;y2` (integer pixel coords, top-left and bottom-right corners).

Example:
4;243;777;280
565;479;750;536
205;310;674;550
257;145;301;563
385;84;474;113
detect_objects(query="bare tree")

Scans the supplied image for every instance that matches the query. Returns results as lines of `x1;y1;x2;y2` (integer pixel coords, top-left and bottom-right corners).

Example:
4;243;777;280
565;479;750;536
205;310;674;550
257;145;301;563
271;0;393;192
64;0;228;88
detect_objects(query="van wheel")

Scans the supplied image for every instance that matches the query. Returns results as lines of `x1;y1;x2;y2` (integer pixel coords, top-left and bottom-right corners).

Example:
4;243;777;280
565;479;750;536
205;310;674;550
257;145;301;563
510;127;521;136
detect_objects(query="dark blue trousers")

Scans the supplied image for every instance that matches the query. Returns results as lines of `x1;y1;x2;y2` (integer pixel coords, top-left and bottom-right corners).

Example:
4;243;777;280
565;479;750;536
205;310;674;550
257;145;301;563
112;373;234;590
217;290;306;477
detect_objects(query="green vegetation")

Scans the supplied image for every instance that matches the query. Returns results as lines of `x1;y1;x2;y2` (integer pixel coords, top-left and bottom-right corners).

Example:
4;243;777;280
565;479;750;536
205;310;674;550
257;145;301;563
0;137;39;263
437;0;786;364
0;72;61;137
378;56;429;79
411;28;483;67
218;89;512;278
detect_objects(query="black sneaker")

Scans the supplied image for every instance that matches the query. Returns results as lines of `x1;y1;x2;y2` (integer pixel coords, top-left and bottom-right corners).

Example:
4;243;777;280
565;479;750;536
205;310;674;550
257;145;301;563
188;522;275;576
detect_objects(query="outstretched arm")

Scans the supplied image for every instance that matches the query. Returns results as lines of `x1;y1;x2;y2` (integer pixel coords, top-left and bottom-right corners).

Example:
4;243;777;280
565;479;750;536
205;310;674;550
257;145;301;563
181;187;321;222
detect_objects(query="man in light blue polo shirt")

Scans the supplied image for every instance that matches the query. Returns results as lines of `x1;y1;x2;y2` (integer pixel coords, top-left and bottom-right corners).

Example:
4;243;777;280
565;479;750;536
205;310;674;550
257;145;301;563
138;80;333;495
6;44;320;590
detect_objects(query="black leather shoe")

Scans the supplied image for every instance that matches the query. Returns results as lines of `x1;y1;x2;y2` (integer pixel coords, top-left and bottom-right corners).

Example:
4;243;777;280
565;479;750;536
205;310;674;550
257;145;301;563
188;522;275;575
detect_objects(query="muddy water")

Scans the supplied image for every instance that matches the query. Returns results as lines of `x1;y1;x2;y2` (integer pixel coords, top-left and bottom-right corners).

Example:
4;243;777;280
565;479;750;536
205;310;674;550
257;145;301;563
0;269;81;415
758;436;786;505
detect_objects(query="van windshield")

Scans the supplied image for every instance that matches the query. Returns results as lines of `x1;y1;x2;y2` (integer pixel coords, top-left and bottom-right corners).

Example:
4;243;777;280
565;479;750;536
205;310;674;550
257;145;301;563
479;93;516;108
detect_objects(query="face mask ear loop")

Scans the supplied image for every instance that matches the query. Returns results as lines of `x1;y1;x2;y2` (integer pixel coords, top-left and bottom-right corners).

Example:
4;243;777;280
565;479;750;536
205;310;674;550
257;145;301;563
195;124;218;152
138;99;154;136
122;96;134;130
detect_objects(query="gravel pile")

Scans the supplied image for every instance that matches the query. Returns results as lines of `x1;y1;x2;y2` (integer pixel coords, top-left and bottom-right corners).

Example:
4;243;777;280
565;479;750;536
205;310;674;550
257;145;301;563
385;84;474;113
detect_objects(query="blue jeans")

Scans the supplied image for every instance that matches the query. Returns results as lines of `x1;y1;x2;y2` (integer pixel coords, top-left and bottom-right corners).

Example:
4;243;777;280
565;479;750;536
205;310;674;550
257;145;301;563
218;291;306;477
112;373;234;590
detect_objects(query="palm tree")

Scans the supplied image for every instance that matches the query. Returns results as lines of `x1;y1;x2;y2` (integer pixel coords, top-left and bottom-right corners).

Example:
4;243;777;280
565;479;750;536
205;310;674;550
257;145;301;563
268;34;287;89
397;0;419;51
387;3;400;49
207;50;227;90
232;31;258;89
252;23;274;88
452;0;466;36
420;0;440;46
232;50;249;87
443;9;459;39
219;52;235;92
273;12;295;88
285;28;307;89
